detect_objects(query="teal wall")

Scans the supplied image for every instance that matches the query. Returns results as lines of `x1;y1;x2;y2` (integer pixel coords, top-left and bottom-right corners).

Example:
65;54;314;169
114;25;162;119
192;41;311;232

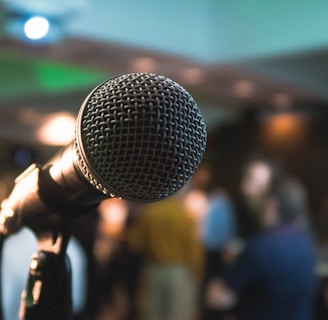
68;0;328;62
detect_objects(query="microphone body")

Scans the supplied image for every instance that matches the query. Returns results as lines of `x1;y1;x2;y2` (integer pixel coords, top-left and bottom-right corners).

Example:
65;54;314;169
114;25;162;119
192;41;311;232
0;147;97;234
0;73;207;235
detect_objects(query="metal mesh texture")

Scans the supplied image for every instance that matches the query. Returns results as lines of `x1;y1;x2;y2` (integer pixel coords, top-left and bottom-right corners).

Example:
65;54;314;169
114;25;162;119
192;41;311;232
75;73;207;202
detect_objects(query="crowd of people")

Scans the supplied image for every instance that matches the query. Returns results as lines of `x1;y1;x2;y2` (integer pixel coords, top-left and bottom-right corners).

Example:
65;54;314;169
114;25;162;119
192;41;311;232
1;153;327;320
69;153;325;320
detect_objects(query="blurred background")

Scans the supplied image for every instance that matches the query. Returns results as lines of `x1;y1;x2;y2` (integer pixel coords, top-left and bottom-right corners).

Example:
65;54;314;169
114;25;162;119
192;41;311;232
2;0;328;319
1;0;328;226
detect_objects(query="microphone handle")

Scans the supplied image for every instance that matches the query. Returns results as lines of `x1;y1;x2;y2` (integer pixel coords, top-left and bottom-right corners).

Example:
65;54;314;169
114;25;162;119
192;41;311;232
0;143;103;236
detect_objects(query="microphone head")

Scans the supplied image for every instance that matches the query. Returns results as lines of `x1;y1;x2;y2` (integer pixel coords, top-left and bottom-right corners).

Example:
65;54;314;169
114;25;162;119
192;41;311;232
75;73;207;202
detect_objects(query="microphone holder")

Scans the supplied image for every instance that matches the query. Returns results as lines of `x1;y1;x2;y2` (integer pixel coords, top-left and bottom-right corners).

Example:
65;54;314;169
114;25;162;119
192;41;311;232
19;222;73;320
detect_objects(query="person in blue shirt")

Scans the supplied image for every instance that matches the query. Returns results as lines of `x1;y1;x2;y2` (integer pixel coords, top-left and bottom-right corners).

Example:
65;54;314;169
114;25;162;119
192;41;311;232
196;184;236;320
223;155;318;320
202;190;236;255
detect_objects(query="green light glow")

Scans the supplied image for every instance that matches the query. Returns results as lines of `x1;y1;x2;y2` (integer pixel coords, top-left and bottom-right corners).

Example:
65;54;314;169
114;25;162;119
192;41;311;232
0;50;108;100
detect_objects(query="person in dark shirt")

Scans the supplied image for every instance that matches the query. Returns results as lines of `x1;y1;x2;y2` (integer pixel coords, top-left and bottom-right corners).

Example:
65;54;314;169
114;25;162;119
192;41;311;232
224;155;318;320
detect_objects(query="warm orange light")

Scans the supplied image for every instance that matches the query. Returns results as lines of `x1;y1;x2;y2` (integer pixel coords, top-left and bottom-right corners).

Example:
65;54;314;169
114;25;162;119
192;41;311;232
37;112;75;146
233;80;255;98
98;198;128;237
130;57;156;73
261;113;308;149
183;189;208;223
180;67;206;85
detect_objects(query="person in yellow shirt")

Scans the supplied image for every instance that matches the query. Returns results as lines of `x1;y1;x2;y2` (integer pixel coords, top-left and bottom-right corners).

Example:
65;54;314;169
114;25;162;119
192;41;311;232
127;193;204;320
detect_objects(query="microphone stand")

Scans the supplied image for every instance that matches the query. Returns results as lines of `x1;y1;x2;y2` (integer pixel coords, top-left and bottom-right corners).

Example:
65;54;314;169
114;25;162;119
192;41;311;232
19;222;73;320
0;163;99;320
0;234;5;320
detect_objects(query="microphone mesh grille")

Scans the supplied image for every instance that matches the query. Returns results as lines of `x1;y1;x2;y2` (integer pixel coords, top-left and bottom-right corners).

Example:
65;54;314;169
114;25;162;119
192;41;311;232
76;73;207;202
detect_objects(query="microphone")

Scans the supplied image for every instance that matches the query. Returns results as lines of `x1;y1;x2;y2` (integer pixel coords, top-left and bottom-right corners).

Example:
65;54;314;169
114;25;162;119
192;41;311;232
0;73;207;235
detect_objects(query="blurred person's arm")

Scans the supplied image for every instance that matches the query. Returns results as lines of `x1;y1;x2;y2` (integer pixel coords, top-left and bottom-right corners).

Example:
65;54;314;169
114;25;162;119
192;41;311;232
222;237;245;266
204;277;237;311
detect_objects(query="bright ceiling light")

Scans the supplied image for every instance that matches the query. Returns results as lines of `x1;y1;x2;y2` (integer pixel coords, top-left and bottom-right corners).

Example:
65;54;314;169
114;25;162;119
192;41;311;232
24;16;50;40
